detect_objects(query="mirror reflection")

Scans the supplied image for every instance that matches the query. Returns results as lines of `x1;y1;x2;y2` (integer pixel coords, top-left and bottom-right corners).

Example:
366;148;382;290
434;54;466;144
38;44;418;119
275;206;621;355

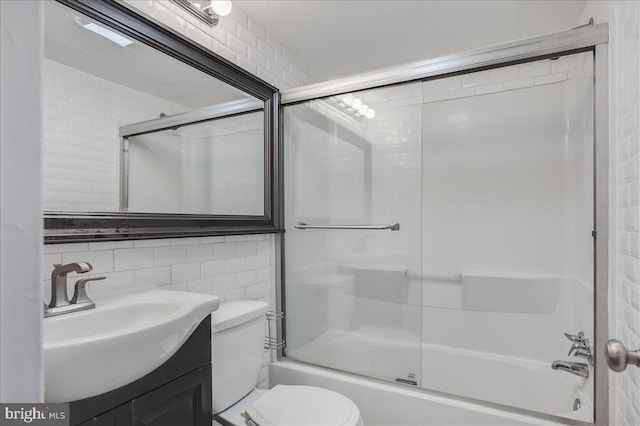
124;107;264;215
42;1;264;215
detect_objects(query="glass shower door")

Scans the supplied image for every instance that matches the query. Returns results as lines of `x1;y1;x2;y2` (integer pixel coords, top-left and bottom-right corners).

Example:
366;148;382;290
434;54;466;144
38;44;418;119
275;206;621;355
419;52;595;422
283;82;423;385
281;49;596;423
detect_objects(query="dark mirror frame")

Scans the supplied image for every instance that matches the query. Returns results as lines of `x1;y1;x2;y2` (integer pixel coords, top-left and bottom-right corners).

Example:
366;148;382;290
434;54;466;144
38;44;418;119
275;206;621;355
44;0;282;244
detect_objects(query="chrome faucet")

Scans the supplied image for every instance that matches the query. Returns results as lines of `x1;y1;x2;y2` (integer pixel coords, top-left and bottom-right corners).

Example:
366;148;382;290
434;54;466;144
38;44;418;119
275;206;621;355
551;331;593;378
551;361;589;379
45;262;105;317
568;342;594;365
565;331;594;365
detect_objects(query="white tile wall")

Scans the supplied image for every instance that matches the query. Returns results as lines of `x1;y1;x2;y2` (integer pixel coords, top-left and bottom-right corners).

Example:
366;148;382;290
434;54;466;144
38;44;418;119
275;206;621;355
42;234;275;305
124;0;318;90
42;59;189;211
579;2;640;425
421;55;589;104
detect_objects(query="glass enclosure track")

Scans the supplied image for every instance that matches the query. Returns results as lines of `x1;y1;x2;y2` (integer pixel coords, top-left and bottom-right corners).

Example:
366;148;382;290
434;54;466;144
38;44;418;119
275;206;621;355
280;24;607;105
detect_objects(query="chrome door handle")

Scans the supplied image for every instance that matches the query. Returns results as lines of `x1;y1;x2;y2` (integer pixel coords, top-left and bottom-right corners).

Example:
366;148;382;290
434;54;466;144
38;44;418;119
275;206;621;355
605;339;640;372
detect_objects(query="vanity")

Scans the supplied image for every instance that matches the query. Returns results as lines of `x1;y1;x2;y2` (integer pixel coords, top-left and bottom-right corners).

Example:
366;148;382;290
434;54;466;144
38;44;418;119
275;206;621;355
70;317;212;426
43;287;219;426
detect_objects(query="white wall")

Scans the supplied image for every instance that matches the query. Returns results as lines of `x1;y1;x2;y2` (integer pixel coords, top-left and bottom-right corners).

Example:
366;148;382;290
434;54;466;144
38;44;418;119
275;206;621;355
0;0;43;403
578;2;640;425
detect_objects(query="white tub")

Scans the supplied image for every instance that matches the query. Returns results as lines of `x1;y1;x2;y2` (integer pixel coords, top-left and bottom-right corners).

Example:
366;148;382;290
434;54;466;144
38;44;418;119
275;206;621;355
284;265;593;424
286;327;592;422
422;344;592;422
270;360;591;426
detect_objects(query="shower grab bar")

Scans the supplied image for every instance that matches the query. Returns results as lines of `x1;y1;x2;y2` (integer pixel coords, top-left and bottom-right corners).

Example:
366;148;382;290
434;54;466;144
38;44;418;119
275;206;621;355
294;222;400;231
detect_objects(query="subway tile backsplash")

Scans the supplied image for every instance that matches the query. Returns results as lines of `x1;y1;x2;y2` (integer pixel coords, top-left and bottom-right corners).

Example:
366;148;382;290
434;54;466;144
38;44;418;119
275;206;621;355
42;234;275;310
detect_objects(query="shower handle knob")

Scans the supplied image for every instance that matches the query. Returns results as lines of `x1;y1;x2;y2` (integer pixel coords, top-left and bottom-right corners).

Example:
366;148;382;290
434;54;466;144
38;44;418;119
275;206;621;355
605;339;640;372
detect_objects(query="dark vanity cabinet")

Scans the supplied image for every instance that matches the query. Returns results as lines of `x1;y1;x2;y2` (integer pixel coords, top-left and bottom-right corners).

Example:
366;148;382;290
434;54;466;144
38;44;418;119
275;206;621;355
72;316;212;426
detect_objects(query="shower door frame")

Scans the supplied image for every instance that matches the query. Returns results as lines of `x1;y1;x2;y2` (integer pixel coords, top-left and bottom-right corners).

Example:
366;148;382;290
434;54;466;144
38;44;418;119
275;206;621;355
278;23;609;426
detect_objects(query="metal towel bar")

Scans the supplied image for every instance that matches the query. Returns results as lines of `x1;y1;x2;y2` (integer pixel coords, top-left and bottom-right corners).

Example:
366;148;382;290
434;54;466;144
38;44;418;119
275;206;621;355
294;222;400;231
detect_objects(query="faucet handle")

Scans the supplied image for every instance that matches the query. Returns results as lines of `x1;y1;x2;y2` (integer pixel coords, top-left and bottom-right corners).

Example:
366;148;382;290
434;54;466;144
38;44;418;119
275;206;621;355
70;276;105;305
573;349;594;366
568;340;588;356
568;338;594;365
574;349;591;358
565;332;585;343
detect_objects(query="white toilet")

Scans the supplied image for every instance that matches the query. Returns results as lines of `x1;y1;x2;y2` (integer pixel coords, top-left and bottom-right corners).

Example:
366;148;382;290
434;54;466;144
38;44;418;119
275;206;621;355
212;300;363;426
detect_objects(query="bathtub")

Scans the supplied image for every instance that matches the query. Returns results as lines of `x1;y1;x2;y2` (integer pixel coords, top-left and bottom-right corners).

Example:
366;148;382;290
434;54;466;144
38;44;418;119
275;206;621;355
270;360;591;426
284;265;593;424
286;327;592;423
421;344;592;422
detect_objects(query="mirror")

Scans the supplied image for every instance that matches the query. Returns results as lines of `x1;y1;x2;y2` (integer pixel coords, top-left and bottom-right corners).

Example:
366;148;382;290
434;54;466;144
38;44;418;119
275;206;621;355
123;106;264;215
43;0;279;242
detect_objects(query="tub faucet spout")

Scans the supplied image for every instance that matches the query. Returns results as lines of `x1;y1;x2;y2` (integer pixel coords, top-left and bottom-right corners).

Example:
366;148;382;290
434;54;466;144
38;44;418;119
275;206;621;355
551;361;589;379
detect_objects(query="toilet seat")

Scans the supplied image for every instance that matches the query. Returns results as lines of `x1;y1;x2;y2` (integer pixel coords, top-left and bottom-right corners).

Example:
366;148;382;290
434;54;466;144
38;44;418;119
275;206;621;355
244;385;362;426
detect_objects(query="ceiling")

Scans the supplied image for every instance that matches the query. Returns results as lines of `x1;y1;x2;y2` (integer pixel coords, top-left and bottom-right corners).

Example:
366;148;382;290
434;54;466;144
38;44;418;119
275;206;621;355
236;0;587;81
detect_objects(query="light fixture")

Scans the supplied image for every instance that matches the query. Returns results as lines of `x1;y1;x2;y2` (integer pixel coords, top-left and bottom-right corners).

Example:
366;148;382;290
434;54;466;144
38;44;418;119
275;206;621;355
329;94;376;121
209;0;233;17
74;16;133;47
173;0;232;27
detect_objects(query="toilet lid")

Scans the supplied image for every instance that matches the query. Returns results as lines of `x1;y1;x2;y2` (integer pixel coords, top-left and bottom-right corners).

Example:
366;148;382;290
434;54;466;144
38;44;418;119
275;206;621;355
244;385;361;426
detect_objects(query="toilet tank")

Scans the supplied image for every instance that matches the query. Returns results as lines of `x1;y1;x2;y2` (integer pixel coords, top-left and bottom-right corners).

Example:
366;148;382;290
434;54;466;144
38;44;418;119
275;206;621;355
211;300;269;413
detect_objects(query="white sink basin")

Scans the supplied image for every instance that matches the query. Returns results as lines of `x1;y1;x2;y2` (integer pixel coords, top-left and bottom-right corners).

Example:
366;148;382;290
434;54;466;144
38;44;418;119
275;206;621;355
43;289;219;402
